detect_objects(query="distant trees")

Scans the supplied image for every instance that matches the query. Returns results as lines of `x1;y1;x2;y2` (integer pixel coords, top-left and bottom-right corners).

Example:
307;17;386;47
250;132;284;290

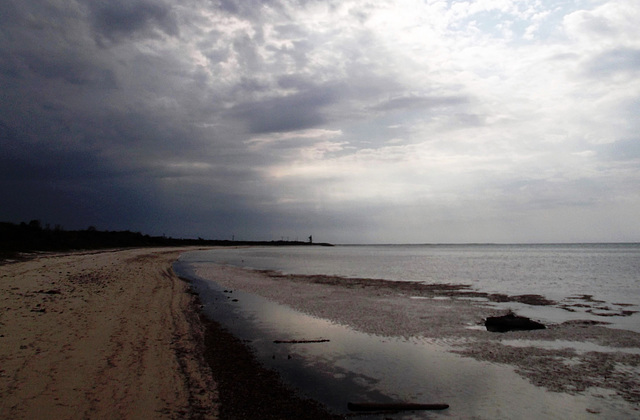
28;219;42;230
0;221;332;259
0;221;179;255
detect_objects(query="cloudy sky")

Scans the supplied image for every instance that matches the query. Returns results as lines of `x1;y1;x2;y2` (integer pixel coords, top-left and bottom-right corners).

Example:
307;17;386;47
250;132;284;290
1;0;639;243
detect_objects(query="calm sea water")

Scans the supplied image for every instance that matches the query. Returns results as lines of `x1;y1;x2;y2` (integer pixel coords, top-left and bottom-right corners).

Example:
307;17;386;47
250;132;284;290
180;243;640;331
176;244;640;417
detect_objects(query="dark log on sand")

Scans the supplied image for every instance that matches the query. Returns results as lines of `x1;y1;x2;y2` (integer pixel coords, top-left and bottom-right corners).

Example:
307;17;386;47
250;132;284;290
273;339;330;344
347;402;449;412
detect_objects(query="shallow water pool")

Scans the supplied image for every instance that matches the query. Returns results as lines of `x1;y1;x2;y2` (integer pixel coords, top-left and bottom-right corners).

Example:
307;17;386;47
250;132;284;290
174;261;634;419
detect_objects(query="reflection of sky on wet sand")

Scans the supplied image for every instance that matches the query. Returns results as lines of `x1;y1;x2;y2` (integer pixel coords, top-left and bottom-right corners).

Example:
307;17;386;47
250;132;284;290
175;261;635;419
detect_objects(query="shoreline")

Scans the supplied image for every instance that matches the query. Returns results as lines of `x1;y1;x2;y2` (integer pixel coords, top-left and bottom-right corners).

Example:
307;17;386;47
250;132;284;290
0;248;341;419
3;248;639;418
197;311;344;419
189;261;640;415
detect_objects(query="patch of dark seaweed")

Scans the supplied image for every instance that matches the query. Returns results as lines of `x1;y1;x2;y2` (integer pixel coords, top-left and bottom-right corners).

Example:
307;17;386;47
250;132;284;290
587;309;639;317
558;296;638;318
488;294;556;306
452;341;640;404
564;303;592;308
263;271;559;307
567;294;607;303
561;320;612;327
261;270;475;294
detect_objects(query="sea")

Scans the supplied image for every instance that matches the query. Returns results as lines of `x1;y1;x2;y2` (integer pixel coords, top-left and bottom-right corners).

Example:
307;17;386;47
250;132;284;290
175;243;640;418
178;243;640;332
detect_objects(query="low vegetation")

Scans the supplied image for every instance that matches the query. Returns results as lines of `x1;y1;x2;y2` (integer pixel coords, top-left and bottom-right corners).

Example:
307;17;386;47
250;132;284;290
0;220;329;260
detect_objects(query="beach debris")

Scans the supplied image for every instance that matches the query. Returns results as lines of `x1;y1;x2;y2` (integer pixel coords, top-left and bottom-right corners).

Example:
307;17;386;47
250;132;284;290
485;312;545;332
347;402;449;412
557;295;638;317
273;339;330;344
489;293;556;306
36;289;61;294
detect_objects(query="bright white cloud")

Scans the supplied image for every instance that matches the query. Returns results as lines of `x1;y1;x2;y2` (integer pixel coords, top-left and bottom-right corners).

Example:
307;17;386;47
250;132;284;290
222;0;640;241
1;0;638;242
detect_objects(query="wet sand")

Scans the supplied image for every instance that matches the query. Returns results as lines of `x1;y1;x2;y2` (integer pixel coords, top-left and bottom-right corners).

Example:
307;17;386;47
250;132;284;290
0;248;342;420
193;263;640;414
3;248;639;418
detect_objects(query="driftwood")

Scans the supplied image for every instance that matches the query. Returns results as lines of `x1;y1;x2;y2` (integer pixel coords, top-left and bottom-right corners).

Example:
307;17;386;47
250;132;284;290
273;339;330;344
485;312;546;332
347;402;449;412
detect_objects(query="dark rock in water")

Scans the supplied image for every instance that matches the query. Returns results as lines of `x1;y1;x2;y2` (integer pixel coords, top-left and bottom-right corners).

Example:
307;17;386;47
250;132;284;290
485;312;546;332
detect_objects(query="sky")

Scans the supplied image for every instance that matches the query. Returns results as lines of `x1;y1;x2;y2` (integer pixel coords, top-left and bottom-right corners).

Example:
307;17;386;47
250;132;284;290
1;0;639;244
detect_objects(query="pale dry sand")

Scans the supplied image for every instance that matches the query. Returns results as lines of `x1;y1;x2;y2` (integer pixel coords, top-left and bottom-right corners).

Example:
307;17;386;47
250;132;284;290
0;248;217;419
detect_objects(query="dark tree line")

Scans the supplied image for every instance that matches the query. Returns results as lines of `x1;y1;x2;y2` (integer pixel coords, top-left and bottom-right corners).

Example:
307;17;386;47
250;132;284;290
0;220;332;259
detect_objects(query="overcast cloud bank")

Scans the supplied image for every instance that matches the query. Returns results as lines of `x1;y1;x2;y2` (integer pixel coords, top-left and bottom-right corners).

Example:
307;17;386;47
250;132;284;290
1;0;639;243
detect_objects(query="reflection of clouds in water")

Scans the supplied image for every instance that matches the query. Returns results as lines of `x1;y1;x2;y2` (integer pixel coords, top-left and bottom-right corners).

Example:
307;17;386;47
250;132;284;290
180;264;632;419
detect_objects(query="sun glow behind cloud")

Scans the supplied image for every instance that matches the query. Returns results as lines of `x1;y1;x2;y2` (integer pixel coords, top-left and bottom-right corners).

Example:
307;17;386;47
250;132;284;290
1;0;639;242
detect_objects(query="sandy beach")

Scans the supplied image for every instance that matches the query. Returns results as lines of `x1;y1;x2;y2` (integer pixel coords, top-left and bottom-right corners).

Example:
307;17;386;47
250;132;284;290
0;248;345;420
3;247;639;419
0;248;219;419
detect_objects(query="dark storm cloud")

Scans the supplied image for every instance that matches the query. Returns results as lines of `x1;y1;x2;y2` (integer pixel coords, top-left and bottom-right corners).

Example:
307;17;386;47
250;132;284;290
0;144;110;182
1;0;639;243
86;0;179;43
20;51;117;87
0;0;217;233
0;174;159;232
0;3;103;83
228;83;342;134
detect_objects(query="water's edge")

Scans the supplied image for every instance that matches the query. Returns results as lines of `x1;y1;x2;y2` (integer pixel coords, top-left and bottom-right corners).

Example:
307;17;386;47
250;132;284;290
174;259;639;419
